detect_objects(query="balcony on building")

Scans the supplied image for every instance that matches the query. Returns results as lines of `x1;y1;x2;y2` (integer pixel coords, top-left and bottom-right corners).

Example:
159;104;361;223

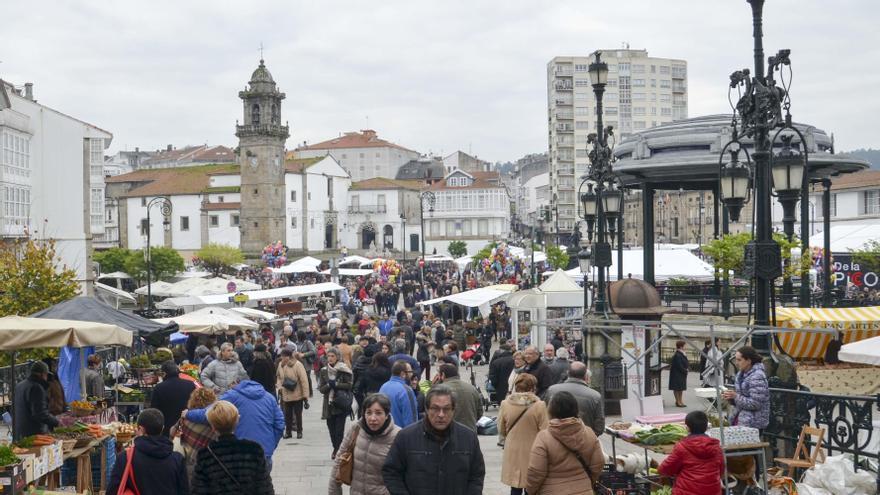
555;81;573;91
348;204;387;214
234;123;290;139
555;96;573;106
555;124;574;133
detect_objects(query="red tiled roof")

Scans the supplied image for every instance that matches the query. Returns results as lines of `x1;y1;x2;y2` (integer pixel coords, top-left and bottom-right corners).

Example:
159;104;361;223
107;164;240;197
202;202;241;211
428;170;504;191
285;156;324;174
142;145;235;165
830;169;880;191
294;130;416;153
350;178;425;191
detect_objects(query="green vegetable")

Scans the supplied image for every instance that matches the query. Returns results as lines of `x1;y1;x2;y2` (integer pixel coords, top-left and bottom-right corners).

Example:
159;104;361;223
0;444;20;466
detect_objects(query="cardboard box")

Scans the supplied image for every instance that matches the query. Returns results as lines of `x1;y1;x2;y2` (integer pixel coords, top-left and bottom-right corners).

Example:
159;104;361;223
31;456;47;480
42;442;63;471
15;455;34;484
0;461;26;494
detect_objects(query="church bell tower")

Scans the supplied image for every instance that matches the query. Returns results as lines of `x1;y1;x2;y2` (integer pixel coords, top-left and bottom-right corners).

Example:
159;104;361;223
236;59;289;257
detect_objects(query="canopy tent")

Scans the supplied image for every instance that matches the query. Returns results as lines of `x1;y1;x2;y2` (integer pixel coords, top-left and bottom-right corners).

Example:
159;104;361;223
810;224;880;252
418;284;518;318
32;296;175;341
231;263;250;271
136;277;260;298
338;255;372;268
153;307;258;335
274;256;322;274
95;282;137;307
508;246;548;263
840;335;880;366
134;280;176;297
156;281;344;309
98;272;132;279
454;256;473;271
321;268;374;277
561;249;716;282
0;316;132;350
774;306;880;359
172;270;212;279
424;254;454;263
229;307;278;321
507;270;586;349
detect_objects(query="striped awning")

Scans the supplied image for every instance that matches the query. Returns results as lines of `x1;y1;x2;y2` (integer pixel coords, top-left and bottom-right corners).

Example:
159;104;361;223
775;306;880;359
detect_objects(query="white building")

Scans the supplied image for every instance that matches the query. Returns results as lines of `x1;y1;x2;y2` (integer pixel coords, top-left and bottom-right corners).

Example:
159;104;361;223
442;150;490;174
137;144;235;170
0;80;112;292
107;155;352;256
344;178;423;253
519;172;550;231
423;170;510;256
548;49;687;242
292;129;420;182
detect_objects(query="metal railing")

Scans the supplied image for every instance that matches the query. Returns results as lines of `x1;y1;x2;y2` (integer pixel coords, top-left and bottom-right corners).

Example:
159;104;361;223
347;205;387;214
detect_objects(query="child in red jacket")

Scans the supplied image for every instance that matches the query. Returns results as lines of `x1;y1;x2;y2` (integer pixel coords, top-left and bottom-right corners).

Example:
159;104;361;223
658;410;725;495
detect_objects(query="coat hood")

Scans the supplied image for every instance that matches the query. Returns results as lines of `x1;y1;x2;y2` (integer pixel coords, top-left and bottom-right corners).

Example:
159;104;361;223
134;435;174;459
233;379;269;399
680;434;722;458
506;392;539;407
333;362;353;375
548;417;588;450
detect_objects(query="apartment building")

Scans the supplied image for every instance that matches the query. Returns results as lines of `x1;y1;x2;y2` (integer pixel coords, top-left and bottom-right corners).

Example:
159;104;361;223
547;49;687;244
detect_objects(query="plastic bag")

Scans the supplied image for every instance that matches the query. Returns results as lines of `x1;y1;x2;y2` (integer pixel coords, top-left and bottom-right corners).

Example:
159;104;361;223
798;454;876;495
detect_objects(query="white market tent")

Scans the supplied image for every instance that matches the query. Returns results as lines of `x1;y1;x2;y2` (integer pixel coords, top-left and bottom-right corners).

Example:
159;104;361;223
0;316;133;350
840;335;880;366
156;282;345;310
418;284;518;318
229;307;278;321
153;307;258;335
425;254;454;263
508;270;585;349
561;249;716;282
274;256;322;274
98;272;132;280
136;277;260;298
338;255;372;268
95;282;137;308
810;224;880;252
321;268;374;277
134;281;176;297
172;270;213;280
508;246;548;263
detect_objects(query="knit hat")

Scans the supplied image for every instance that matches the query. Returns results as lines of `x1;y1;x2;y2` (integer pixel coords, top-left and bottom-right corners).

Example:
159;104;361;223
30;361;49;375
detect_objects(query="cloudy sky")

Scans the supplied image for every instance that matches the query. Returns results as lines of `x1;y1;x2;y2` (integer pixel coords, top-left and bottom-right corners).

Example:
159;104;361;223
4;0;878;163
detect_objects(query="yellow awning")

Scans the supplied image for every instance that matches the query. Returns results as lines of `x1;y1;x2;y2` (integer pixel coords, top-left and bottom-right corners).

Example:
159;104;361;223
774;306;880;358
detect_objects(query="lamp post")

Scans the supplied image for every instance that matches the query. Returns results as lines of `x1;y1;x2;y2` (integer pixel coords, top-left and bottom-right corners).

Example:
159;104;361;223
145;196;172;311
718;0;804;352
419;190;436;290
576;51;621;315
771;135;806;302
400;212;407;263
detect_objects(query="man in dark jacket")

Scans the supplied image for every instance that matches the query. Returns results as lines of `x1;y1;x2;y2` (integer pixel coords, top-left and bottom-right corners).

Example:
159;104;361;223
488;343;515;400
436;364;483;432
522;346;555;398
248;344;277;397
548;347;572;385
150;361;196;438
234;337;253;371
382;385;485;495
107;408;188;495
13;361;59;441
546;361;605;437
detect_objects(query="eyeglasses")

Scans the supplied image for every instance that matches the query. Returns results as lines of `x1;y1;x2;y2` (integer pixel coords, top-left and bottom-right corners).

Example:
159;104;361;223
427;406;453;415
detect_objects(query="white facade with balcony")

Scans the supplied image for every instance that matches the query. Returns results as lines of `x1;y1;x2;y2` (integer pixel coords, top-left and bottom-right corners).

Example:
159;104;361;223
0;80;112;292
284;156;351;253
343;181;422;254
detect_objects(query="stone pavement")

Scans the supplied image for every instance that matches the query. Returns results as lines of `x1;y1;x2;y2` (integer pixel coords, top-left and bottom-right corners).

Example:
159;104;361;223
270;352;707;494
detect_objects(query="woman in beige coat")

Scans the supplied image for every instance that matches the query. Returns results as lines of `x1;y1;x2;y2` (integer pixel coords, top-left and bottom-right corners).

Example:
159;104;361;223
328;393;400;495
276;348;310;439
527;391;604;495
499;373;548;495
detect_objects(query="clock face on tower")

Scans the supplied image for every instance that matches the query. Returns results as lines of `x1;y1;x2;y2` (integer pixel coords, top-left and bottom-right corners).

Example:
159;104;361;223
249;156;258;169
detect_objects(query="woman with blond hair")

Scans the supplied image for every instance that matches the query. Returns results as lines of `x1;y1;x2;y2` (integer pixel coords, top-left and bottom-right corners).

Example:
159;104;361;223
499;373;549;495
171;387;217;484
191;400;274;495
507;351;527;396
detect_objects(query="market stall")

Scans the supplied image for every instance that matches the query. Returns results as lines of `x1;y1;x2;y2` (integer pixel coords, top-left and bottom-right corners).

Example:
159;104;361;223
152;307;258;334
562;248;717;282
418;284;518;318
774;306;880;359
507;269;585;349
155;281;344;312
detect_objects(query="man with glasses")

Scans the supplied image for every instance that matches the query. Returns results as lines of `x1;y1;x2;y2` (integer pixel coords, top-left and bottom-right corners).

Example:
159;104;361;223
380;361;419;428
383;385;485;495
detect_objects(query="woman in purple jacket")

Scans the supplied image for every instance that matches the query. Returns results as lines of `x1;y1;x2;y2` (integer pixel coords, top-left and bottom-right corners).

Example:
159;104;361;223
722;346;770;430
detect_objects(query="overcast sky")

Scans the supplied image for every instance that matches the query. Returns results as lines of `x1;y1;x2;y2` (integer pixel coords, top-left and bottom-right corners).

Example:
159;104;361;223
3;1;878;163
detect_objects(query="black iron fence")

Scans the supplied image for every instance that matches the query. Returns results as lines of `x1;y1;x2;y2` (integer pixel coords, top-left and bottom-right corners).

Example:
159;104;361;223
766;386;880;489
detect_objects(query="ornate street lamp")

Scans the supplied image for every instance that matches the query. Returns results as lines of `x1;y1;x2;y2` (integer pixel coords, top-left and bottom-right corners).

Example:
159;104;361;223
772;134;806;301
718;0;805;351
145;196;172;312
718;146;751;223
419;190;436;290
580;183;597;243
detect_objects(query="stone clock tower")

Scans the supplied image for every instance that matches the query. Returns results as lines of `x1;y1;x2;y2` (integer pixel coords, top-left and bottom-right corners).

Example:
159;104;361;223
236;59;289;257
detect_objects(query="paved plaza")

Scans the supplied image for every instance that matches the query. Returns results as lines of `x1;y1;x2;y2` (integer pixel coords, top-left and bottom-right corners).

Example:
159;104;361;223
270;347;701;494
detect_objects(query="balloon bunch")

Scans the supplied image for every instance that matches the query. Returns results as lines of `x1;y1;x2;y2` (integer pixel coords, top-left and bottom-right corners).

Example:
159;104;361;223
261;241;288;268
373;259;401;284
479;242;517;278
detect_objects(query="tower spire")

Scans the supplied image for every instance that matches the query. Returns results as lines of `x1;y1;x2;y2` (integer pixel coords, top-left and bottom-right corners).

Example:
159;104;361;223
259;42;264;63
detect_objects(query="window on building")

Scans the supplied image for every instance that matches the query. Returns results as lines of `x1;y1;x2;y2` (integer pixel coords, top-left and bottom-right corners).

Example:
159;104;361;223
661;107;672;116
574;79;590;87
291;217;297;228
180;216;189;231
651;65;656;73
659;66;670;74
633;79;645;87
327;177;333;196
359;153;365;159
218;195;224;203
634;121;646;130
251;104;260;125
377;194;386;212
575;121;589;130
140;218;148;236
430;220;439;236
605;107;618;116
231;214;239;227
141;197;147;207
660;94;671;103
619;62;630;72
575;106;589;116
308;192;311;200
633;107;646;116
633;93;645;101
478;219;489;236
209;215;219;228
574;64;588;72
830;193;837;217
290;190;297;202
863;190;880;215
310;218;315;228
660;79;671;88
607;79;618;87
650;79;657;88
633;64;645;73
445;220;455;235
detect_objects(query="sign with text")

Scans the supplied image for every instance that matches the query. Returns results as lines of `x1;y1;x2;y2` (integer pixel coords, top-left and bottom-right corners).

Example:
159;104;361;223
831;253;880;289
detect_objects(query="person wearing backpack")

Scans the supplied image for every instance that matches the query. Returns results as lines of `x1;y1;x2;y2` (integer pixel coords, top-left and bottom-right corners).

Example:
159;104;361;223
107;408;188;495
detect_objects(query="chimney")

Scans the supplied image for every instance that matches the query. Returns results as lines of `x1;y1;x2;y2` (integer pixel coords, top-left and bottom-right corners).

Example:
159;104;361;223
24;83;33;101
135;147;139;153
167;144;172;152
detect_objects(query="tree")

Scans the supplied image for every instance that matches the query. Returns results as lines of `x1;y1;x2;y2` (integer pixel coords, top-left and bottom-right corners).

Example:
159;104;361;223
0;237;79;317
472;242;497;265
447;240;468;258
701;232;752;277
852;239;880;274
194;243;244;276
545;243;570;271
124;247;185;283
93;247;132;274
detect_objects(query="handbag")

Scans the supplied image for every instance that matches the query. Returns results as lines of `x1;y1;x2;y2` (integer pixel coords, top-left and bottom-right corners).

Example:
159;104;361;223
117;446;140;495
282;377;298;391
498;403;533;448
332;388;353;411
335;423;360;485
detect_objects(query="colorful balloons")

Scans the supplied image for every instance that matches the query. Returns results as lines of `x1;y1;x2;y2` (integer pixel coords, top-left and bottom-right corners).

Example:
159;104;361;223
261;241;288;268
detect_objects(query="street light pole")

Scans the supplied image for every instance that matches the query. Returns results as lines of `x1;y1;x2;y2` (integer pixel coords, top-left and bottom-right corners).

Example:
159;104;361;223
145;196;172;312
419;191;435;292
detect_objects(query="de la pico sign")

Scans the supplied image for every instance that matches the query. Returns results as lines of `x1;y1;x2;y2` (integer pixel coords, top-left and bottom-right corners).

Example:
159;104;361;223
832;254;880;289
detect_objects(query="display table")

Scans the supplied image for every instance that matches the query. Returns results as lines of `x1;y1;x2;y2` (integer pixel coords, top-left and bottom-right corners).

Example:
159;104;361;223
605;427;769;494
38;436;113;494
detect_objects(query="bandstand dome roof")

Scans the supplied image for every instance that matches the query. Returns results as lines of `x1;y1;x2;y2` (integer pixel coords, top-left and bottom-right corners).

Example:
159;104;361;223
612;114;869;190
